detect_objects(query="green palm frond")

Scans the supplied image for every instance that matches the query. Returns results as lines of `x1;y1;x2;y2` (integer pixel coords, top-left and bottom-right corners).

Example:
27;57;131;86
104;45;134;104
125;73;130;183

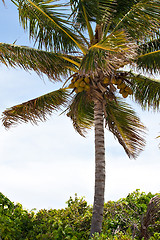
0;42;80;80
1;89;70;129
66;92;94;137
70;0;116;28
80;49;114;75
136;37;160;74
81;30;137;75
105;98;146;159
138;38;160;55
127;72;160;110
91;29;136;53
112;0;160;41
136;50;160;75
11;0;87;53
113;0;138;20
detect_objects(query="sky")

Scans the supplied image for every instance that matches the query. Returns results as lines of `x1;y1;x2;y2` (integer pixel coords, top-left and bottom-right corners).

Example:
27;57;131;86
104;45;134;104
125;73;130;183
0;1;159;211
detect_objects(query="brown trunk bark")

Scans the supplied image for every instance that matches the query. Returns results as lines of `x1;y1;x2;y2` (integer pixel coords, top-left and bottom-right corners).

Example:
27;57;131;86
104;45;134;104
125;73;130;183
90;99;105;236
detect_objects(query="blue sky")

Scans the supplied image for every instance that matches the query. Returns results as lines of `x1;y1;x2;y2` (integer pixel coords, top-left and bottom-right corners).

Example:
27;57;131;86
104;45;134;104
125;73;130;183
0;1;160;211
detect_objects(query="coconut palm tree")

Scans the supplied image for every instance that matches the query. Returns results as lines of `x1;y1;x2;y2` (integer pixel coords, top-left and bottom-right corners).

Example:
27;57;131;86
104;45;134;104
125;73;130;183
1;0;160;235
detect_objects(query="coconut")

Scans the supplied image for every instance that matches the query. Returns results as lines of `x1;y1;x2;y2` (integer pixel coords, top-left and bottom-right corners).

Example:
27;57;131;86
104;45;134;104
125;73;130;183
77;87;84;92
74;81;80;88
79;81;86;88
84;85;90;91
122;91;129;98
119;88;124;94
125;86;133;95
117;79;122;85
71;76;77;83
84;77;90;84
128;89;133;95
117;84;122;89
111;78;117;84
104;77;110;84
119;83;126;89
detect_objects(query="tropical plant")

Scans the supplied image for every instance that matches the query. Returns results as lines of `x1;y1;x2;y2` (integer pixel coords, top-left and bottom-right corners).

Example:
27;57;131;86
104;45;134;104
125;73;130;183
1;0;160;236
0;190;159;239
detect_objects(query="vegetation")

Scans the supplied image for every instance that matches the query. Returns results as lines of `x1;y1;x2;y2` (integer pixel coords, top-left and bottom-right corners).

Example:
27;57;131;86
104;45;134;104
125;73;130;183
1;0;160;235
0;190;160;240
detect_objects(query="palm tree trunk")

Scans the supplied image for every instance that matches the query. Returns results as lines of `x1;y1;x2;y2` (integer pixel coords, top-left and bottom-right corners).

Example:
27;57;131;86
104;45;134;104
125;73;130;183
90;99;105;236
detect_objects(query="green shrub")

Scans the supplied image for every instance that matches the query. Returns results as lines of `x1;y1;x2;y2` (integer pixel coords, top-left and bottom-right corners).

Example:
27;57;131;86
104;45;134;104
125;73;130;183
27;194;92;240
0;191;159;240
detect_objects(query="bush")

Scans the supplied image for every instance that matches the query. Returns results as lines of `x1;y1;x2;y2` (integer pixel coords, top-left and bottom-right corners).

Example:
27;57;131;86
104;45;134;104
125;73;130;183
0;193;34;240
0;190;159;240
29;194;92;239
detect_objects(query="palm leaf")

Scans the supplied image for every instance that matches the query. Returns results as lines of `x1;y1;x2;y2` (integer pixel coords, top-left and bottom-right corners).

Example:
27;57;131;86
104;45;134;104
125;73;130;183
136;49;160;75
70;0;116;28
112;0;139;20
81;30;137;75
127;72;160;110
112;0;160;41
138;38;160;55
0;42;79;80
140;195;160;239
1;89;70;129
66;91;94;137
91;29;136;53
105;98;146;159
11;0;87;53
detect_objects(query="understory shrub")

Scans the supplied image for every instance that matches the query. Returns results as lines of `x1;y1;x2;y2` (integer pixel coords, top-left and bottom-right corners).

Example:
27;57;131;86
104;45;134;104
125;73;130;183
0;190;159;240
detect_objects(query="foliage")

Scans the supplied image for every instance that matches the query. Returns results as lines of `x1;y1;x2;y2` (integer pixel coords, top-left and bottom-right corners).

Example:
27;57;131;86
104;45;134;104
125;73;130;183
0;190;159;240
0;193;34;240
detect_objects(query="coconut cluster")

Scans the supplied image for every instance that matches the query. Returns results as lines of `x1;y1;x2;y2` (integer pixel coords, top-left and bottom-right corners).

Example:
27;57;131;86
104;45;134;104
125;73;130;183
68;76;90;93
68;75;133;98
103;77;133;98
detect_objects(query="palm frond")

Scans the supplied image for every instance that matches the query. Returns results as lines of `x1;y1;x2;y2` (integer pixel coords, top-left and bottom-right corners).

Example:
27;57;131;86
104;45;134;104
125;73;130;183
91;29;136;53
11;0;87;53
81;30;137;75
105;98;146;159
1;89;70;129
112;0;160;41
127;72;160;110
138;38;160;55
140;195;160;239
136;49;160;75
61;55;81;68
0;42;80;80
70;0;116;28
66;91;94;137
112;0;138;20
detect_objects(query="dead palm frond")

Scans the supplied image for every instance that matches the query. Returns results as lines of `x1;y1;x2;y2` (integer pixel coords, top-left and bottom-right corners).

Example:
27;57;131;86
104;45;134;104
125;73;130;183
140;195;160;240
2;89;70;128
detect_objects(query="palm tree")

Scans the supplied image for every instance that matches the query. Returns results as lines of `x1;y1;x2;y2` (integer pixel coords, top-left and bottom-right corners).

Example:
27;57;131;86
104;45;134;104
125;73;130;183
1;0;160;236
